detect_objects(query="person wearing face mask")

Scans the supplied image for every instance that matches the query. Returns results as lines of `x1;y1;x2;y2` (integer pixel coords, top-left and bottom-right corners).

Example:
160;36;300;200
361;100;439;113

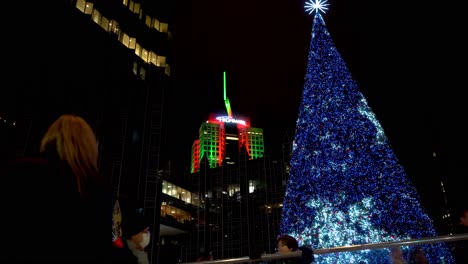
121;208;151;264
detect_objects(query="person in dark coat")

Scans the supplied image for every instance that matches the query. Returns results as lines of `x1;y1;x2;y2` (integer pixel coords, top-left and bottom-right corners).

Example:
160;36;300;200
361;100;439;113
0;114;113;263
275;234;314;264
120;207;151;264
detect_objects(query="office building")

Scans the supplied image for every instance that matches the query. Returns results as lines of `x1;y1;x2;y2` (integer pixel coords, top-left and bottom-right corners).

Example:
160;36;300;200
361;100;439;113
10;0;174;262
157;75;292;261
191;72;265;173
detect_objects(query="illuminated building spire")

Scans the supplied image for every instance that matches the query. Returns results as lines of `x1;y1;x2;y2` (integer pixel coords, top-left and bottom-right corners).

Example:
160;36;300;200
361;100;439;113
223;71;232;117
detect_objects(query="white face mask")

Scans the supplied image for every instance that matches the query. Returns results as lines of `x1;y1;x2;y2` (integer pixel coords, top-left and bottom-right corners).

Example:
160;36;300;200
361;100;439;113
140;232;150;249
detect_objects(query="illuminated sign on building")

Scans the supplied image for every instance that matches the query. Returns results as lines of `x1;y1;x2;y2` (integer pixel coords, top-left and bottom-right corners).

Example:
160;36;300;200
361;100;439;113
215;116;247;126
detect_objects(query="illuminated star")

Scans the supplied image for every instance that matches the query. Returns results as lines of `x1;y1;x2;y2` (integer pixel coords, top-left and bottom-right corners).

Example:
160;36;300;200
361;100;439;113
304;0;329;15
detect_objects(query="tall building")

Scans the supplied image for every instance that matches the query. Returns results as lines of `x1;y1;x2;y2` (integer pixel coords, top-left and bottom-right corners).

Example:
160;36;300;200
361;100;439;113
165;137;291;262
191;72;265;173
153;72;290;262
8;0;174;263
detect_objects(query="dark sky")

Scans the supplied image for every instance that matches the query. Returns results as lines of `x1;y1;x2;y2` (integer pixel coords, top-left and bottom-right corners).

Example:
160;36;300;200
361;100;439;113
167;0;371;162
0;0;464;219
166;0;467;211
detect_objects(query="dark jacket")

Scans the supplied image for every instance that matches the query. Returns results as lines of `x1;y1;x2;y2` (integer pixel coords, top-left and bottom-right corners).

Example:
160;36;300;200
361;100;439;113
110;238;139;264
0;155;113;263
274;246;315;264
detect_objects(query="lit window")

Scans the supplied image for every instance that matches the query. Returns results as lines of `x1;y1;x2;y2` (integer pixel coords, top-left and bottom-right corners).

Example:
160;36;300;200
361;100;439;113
153;18;161;31
84;2;93;14
140;48;149;63
128;38;136;49
92;9;101;24
75;0;87;13
100;16;110;31
249;180;255;193
133;3;140;14
135;44;141;57
160;22;168;33
132;62;138;75
110;20;119;34
145;15;153;28
139;67;146;80
122;33;131;48
156;55;166;67
149;51;157;66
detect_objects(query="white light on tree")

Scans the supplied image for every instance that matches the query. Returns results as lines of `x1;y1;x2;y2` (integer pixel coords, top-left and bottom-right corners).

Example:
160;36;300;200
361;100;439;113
304;0;329;15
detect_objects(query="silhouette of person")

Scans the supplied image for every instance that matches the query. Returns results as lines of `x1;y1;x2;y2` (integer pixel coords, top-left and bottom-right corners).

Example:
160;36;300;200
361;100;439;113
0;114;113;262
276;234;314;264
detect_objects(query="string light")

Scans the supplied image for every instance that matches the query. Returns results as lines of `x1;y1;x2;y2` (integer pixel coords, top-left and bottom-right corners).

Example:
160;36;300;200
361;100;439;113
304;0;329;15
280;4;454;263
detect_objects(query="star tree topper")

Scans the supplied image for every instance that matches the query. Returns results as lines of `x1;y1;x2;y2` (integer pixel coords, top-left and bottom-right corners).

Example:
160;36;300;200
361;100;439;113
304;0;329;15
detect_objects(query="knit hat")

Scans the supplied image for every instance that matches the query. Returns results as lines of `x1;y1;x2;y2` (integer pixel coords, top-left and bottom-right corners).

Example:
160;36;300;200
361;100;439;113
122;207;149;239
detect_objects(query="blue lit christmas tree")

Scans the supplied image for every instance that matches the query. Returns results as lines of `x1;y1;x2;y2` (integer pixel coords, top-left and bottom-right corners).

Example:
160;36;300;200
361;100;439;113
279;1;454;263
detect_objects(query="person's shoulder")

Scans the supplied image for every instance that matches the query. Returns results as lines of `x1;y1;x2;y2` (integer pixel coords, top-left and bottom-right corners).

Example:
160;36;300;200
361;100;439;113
110;239;139;264
298;246;314;264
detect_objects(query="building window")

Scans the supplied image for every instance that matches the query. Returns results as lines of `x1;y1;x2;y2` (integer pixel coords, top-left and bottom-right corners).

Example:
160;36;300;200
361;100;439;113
160;22;168;33
135;43;141;57
139;67;146;80
110;20;119;34
132;2;140;14
133;62;138;75
150;51;157;66
228;184;240;197
141;48;149;63
100;16;110;31
145;15;153;27
76;0;93;14
91;9;101;24
128;38;136;49
156;55;166;67
153;18;161;31
122;33;131;48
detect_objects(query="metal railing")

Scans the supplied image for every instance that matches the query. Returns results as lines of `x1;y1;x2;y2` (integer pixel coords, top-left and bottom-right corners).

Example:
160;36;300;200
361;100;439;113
181;233;468;264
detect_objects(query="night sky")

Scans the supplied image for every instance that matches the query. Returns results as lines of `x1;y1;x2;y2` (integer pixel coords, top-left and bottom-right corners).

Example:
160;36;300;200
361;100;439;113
1;0;465;217
166;0;467;213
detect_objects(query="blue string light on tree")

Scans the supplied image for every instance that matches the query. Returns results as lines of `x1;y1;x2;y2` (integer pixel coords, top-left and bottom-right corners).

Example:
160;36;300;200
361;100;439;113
279;1;455;263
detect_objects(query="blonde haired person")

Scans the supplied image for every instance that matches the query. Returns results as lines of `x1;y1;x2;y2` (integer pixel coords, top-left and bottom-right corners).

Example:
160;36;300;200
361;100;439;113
40;114;99;194
0;114;114;263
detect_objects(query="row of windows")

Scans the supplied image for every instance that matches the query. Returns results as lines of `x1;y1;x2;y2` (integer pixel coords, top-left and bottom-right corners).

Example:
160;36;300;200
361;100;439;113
245;141;263;145
247;145;263;150
122;0;170;34
241;136;263;141
245;131;263;135
162;180;200;206
161;204;191;224
75;0;171;76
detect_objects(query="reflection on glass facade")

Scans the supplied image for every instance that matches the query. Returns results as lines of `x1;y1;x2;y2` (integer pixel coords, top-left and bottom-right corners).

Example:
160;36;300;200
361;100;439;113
160;203;191;224
162;180;199;206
